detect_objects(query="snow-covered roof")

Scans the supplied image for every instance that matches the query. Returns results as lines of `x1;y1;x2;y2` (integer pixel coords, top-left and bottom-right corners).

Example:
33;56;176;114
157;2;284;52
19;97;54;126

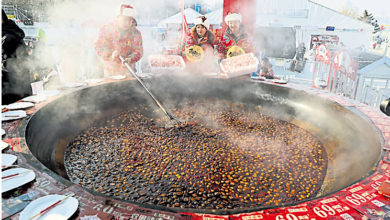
353;52;383;70
358;56;390;78
158;8;202;26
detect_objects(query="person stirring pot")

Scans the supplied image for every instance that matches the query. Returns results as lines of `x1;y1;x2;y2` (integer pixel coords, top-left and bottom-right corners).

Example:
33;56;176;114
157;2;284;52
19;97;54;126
95;2;143;78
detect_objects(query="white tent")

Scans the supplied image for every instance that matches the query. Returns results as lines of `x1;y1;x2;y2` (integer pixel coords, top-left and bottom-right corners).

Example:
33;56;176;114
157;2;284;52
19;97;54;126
158;8;202;26
205;8;223;25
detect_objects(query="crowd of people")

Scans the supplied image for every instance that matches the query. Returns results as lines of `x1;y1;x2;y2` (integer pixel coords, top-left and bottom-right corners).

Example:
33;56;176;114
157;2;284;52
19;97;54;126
2;3;277;103
94;3;272;78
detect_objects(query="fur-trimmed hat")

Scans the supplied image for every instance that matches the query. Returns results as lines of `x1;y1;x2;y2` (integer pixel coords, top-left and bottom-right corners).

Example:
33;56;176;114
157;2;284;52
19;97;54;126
117;3;136;17
194;16;210;30
224;12;242;24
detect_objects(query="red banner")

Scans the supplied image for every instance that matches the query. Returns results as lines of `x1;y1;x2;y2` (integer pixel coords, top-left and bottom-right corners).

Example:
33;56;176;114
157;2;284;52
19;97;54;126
230;211;266;220
336;183;390;219
377;162;390;174
307;197;363;219
311;35;339;49
360;173;389;191
264;204;316;219
181;212;229;220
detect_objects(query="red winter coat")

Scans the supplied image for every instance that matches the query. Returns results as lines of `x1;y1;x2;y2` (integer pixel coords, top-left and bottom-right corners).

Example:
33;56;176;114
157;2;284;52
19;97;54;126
182;27;217;55
181;27;220;73
95;21;143;75
217;26;255;59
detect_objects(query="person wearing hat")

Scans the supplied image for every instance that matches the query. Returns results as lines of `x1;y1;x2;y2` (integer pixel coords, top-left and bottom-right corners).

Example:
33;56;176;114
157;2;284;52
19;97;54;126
217;12;255;59
181;16;219;74
183;16;216;56
95;3;143;77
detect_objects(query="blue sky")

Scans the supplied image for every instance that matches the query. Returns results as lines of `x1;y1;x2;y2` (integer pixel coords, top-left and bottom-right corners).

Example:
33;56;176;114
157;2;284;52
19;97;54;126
312;0;390;23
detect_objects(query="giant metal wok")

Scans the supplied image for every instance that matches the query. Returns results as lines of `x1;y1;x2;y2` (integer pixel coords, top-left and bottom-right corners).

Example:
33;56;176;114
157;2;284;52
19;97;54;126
24;76;383;213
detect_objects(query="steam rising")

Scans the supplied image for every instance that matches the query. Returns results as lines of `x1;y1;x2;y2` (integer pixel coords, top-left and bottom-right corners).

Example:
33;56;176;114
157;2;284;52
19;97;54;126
5;0;191;86
8;0;383;199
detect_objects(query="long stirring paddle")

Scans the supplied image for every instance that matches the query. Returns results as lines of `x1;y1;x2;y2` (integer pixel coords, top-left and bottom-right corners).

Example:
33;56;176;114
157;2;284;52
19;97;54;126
119;55;181;127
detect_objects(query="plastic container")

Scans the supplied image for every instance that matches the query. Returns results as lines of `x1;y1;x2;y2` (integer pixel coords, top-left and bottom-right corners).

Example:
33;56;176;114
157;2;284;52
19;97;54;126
220;53;259;78
148;54;185;73
30;81;44;95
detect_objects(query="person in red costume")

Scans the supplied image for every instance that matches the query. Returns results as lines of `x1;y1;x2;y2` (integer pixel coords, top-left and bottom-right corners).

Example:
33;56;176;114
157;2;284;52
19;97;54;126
181;16;220;74
217;12;255;59
182;16;217;57
95;2;143;77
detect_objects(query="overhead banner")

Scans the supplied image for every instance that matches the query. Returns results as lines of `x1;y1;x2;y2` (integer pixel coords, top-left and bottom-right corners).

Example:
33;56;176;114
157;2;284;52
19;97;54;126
310;34;339;49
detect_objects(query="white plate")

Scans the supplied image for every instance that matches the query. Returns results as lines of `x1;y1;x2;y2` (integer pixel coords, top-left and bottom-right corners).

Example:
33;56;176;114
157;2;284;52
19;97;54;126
5;102;34;110
272;79;288;84
63;82;85;88
1;140;10;151
40;90;60;97
2;168;36;193
2;154;17;169
2;110;27;121
1;128;5;136
86;78;103;84
203;72;219;76
19;194;79;220
251;76;266;81
110;75;126;80
22;95;47;103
